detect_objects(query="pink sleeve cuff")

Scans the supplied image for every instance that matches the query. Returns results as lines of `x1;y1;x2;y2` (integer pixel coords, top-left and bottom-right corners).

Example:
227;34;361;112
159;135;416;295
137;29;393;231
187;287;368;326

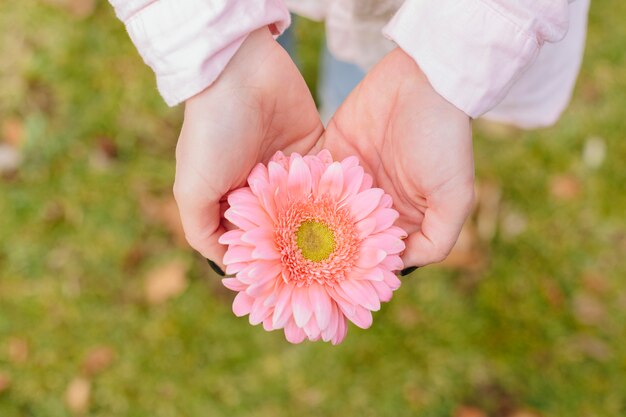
383;0;569;118
113;0;290;106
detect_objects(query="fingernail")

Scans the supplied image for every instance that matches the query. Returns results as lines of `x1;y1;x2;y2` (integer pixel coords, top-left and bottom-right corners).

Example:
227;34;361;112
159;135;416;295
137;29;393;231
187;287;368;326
399;266;418;276
206;259;225;276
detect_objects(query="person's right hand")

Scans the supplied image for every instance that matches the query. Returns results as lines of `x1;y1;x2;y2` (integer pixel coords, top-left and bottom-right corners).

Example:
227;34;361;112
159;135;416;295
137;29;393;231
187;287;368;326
174;27;324;270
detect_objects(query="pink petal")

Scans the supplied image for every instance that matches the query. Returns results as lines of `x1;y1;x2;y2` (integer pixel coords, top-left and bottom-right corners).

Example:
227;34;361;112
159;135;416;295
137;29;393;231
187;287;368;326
353;267;384;282
303;317;321;341
272;283;294;329
248;163;269;185
316;149;333;165
326;285;356;316
308;283;332;330
356;217;377;239
348;305;373;329
371;208;400;234
223;208;257;231
291;285;313;328
263;316;274;331
232;292;253;317
268;161;288;192
340;166;364;200
222;278;247;292
227;188;257;206
223;245;254;264
247;261;282;280
348;188;384;222
371;280;394;302
318;162;344;198
356;246;387;269
218;229;246;245
339;279;381;311
241;227;274;245
287;156;312;200
227;203;272;228
225;262;249;275
385;225;409;239
252;240;280;260
249;179;278;222
284;319;307;344
359;173;374;192
322;302;340;342
270;150;289;168
382;269;402;290
380;255;404;271
340;155;359;170
362;233;405;255
246;277;276;298
331;315;348;345
249;298;272;325
380;194;393;208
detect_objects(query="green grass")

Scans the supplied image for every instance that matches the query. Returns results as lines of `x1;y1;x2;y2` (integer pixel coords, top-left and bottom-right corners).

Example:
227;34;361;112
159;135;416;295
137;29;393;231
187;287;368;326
1;1;626;416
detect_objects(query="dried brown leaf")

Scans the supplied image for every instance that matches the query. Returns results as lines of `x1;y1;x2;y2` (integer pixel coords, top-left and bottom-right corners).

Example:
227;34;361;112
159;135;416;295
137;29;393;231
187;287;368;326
144;259;188;304
65;376;91;413
7;337;29;364
508;410;542;417
549;174;582;200
81;346;115;377
1;118;24;147
440;222;485;271
455;406;488;417
0;372;10;394
476;181;501;242
572;292;606;325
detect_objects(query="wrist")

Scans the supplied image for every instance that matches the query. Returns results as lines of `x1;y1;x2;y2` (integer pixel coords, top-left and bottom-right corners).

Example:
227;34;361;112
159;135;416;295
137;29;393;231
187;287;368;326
186;26;276;108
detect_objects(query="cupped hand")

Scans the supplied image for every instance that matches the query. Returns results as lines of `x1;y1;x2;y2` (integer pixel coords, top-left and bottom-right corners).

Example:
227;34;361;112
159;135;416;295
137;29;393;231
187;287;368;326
318;48;475;267
174;27;324;268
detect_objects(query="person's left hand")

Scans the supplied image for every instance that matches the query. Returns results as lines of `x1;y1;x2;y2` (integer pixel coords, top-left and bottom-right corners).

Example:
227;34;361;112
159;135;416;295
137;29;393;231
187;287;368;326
317;48;475;268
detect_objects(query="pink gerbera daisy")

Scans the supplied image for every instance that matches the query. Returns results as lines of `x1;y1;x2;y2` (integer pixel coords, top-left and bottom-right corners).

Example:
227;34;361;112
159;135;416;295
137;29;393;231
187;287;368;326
218;150;406;344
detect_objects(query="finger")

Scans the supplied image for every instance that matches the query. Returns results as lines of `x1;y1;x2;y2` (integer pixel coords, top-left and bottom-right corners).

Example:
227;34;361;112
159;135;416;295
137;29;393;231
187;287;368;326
402;182;474;267
173;165;228;270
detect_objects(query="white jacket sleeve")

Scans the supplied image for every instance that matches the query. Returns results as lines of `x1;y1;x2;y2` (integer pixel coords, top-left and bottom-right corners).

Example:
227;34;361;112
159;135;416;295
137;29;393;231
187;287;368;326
383;0;578;118
109;0;290;106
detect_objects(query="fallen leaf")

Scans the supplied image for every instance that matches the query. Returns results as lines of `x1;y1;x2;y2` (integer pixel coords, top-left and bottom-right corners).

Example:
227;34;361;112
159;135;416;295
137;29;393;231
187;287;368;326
40;0;96;19
0;144;22;175
7;337;29;364
1;117;24;147
549;174;582;200
508;410;542;417
572;292;606;325
476;181;501;242
144;259;188;304
582;136;606;169
440;222;485;271
139;193;187;247
0;372;10;394
65;376;91;413
455;406;488;417
500;209;528;240
570;334;612;362
81;346;115;377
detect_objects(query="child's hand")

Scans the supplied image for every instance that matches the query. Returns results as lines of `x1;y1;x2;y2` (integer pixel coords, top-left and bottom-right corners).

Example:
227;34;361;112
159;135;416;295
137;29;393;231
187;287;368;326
174;27;324;268
319;48;474;267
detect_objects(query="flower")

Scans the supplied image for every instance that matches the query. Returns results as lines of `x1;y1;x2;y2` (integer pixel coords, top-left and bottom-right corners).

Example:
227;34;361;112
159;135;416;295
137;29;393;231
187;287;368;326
219;150;406;344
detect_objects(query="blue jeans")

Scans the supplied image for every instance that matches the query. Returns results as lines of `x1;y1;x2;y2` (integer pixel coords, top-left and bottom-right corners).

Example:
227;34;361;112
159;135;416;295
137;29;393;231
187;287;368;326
277;21;365;124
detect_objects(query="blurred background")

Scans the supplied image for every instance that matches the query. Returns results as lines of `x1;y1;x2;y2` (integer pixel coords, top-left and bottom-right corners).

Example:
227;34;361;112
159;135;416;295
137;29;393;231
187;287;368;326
1;1;625;416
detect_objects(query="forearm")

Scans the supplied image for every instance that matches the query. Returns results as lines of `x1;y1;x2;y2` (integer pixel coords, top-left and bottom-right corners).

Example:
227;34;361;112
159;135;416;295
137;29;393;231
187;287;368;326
383;0;583;118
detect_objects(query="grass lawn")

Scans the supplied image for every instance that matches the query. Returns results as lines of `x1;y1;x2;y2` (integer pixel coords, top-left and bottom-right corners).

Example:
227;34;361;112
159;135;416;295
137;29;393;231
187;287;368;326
1;1;625;416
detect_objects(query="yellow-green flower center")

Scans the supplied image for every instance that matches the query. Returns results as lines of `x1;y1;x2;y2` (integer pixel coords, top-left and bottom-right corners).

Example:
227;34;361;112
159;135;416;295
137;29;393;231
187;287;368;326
296;220;335;262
